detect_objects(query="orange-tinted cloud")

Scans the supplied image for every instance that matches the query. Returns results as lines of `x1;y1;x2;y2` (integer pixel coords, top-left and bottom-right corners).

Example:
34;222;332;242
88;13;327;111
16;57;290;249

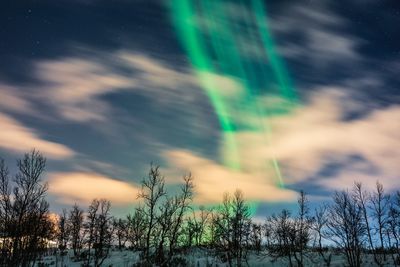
0;113;74;159
48;172;140;205
165;150;298;204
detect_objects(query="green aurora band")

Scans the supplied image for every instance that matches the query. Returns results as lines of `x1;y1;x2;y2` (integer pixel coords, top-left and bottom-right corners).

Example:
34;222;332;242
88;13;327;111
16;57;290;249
170;0;297;211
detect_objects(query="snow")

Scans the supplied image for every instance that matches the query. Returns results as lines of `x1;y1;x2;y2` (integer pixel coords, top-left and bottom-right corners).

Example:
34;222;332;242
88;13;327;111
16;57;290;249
35;249;397;266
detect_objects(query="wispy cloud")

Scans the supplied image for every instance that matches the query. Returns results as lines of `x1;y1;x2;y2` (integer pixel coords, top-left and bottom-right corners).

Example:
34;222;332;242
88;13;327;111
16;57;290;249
27;49;200;124
159;80;400;199
36;57;132;122
269;90;399;184
0;84;33;114
0;113;75;159
48;171;140;205
164;149;298;204
192;1;361;64
223;88;400;192
0;40;396;204
269;3;361;64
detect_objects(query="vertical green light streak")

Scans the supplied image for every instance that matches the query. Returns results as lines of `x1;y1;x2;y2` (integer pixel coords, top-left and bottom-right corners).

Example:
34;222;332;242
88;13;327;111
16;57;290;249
171;0;241;170
251;0;296;103
250;0;297;188
170;0;297;213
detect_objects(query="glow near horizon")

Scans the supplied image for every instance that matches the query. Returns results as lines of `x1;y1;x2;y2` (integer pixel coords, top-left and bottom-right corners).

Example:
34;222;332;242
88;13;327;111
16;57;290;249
170;0;297;209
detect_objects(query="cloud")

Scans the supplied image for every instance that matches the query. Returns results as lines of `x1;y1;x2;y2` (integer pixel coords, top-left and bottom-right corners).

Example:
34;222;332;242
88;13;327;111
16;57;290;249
268;3;361;64
117;51;196;91
316;171;398;192
0;84;33;114
0;47;229;168
268;90;399;182
198;72;244;99
29;46;398;198
36;57;132;122
165;149;298;204
191;1;361;64
219;88;400;192
27;49;201;123
0;113;75;159
48;172;140;204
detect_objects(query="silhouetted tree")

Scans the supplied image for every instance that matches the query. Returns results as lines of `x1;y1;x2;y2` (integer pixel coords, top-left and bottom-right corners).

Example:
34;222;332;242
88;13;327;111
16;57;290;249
265;191;313;267
83;199;113;267
293;190;313;267
138;164;166;263
84;199;100;266
3;151;400;266
0;150;54;266
371;181;390;265
353;182;376;263
154;197;176;265
195;206;212;247
0;157;11;264
388;191;400;265
113;217;128;250
326;190;366;267
249;223;262;253
266;209;296;267
127;207;146;251
263;217;273;248
93;199;113;266
185;205;212;248
312;204;332;267
68;204;84;258
213;190;251;267
56;209;69;266
167;173;194;263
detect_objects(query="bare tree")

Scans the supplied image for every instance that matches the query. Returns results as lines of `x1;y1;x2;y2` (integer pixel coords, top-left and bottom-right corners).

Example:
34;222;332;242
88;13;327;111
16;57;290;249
212;190;251;267
326;190;366;267
93;199;113;267
249;222;262;253
0;150;54;266
196;206;212;247
265;191;312;267
353;182;376;262
84;199;100;266
83;199;113;267
371;181;390;265
57;209;69;251
266;209;296;267
263;218;273;248
183;216;196;248
127;207;146;251
293;190;312;267
68;204;84;258
5;150;400;267
138;164;166;262
0;157;11;265
312;205;332;267
187;205;212;247
167;173;194;262
388;192;400;265
154;197;176;265
113;217;128;250
56;209;69;266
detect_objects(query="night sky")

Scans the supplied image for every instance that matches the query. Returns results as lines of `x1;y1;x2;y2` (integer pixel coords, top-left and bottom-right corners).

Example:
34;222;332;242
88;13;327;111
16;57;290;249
1;0;399;217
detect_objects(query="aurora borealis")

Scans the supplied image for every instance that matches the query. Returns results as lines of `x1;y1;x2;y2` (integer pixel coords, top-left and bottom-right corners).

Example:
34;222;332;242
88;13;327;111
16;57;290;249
0;0;399;216
170;0;297;188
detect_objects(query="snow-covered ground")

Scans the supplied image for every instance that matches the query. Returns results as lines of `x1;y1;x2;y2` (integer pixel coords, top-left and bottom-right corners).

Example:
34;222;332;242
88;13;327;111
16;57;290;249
36;249;397;267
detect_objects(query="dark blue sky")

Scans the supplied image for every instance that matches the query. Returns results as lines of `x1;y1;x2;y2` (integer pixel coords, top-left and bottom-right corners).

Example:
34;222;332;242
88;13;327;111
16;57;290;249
0;0;399;216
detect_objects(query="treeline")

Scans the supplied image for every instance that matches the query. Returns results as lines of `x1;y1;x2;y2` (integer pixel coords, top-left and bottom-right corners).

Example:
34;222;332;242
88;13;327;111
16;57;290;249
1;151;400;267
